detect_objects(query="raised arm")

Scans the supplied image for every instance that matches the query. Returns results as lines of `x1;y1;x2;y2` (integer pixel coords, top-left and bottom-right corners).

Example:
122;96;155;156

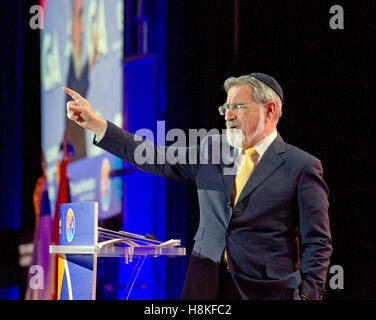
63;86;199;182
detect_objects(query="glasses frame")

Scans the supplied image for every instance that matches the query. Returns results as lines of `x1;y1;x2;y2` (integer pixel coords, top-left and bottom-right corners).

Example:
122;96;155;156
218;102;259;116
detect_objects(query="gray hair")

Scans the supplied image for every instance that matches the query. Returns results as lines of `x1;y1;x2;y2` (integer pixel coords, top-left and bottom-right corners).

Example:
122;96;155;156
223;75;283;121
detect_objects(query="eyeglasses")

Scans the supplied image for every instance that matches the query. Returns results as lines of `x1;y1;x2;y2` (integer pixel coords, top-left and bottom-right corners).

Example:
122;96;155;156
218;102;259;116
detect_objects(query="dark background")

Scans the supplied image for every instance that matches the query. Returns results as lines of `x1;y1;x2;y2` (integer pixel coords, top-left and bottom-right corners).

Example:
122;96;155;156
1;0;375;299
166;0;376;299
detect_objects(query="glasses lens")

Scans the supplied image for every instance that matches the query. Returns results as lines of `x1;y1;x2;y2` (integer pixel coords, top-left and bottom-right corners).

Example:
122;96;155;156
219;103;241;115
218;106;226;115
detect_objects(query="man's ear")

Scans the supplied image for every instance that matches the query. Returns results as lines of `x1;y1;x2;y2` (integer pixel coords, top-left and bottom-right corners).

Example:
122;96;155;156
264;101;277;122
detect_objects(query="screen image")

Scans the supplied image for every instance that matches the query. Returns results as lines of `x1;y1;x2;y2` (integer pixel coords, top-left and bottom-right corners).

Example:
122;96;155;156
41;0;124;219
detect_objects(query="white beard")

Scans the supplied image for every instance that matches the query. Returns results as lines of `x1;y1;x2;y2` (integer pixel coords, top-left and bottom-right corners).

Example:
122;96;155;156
226;128;243;148
226;111;265;148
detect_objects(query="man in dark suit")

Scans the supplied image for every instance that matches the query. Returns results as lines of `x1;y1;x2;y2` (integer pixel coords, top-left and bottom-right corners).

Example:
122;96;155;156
63;72;332;300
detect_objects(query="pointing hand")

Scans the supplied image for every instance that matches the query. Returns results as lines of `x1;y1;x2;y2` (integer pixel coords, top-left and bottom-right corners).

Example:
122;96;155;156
63;86;107;137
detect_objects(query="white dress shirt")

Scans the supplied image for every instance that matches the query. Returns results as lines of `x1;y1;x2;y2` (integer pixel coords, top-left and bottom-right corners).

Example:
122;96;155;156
233;129;278;171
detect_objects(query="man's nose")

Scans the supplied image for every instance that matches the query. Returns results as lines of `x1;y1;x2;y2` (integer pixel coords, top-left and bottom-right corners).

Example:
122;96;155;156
225;109;236;121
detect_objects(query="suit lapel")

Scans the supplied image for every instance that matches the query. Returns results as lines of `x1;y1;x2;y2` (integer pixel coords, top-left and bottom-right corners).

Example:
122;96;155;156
234;134;286;207
222;171;235;205
220;140;238;204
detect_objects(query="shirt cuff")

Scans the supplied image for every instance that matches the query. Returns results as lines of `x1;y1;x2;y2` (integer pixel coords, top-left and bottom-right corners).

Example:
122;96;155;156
94;123;108;143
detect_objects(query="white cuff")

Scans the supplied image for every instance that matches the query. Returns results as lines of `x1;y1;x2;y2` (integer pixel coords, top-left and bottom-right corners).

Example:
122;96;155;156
94;123;108;143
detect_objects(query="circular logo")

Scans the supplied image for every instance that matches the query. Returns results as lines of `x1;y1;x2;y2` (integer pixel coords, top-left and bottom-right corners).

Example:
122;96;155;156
66;208;75;242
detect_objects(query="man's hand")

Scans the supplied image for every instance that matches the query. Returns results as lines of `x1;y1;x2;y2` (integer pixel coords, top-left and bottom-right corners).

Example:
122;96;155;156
63;86;107;137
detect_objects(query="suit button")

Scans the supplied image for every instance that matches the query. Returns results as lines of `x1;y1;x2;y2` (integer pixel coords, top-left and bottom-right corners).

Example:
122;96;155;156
226;201;231;208
225;231;230;237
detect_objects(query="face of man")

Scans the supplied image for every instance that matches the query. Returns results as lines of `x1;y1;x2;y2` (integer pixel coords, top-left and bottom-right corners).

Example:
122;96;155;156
225;84;265;148
72;0;83;55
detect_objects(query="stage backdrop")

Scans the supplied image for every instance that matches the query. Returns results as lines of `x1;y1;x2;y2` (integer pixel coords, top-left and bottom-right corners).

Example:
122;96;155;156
41;0;124;220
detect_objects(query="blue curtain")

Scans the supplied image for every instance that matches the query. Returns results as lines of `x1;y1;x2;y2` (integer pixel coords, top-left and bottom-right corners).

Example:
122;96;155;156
0;0;24;299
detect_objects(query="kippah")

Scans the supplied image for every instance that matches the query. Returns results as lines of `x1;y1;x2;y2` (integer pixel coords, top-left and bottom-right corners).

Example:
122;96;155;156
249;72;284;103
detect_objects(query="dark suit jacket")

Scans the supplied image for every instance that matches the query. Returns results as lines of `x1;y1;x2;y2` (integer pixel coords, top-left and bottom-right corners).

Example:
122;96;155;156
94;121;332;300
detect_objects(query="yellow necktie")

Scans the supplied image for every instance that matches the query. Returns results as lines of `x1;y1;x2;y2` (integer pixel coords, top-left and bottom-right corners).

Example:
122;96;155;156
232;147;257;206
223;147;257;266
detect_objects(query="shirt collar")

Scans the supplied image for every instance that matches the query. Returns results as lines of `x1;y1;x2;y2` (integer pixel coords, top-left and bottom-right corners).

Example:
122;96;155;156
253;129;278;160
236;129;278;161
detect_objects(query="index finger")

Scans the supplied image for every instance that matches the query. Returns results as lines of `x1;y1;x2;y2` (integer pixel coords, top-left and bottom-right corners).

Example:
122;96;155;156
63;86;82;103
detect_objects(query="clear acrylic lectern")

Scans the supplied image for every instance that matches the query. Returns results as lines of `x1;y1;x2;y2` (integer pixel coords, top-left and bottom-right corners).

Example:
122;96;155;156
49;202;185;300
